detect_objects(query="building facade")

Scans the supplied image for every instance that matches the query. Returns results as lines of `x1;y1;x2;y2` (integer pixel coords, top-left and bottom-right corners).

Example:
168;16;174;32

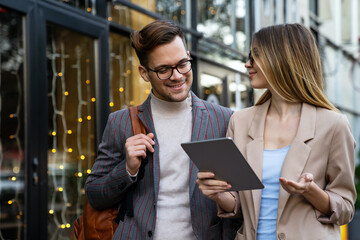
0;0;359;239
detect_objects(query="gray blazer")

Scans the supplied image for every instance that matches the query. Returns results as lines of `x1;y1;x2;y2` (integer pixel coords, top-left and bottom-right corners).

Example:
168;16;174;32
85;92;241;239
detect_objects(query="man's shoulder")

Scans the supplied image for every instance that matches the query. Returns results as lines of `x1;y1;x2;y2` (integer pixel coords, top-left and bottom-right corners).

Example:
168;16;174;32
192;95;232;115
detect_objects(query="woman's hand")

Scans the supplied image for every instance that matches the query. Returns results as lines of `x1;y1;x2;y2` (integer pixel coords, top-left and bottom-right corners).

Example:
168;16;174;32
280;173;331;215
196;172;231;201
279;173;313;195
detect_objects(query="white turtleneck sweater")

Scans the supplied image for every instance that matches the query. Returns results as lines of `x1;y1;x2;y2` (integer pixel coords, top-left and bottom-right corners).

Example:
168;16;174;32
151;93;196;240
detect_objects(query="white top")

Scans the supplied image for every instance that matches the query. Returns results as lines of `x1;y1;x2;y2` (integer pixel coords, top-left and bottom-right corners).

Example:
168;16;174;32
151;93;196;240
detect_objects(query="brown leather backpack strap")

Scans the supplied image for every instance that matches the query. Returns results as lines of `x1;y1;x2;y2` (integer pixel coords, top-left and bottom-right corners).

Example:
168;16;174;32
129;106;146;135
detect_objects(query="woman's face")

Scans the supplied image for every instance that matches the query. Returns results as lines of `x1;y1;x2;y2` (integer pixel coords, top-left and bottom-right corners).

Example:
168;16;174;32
245;48;269;89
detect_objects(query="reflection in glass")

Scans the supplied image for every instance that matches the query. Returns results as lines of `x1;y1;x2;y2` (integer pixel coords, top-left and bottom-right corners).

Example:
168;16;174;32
57;0;97;15
197;0;246;51
156;0;187;24
47;23;95;239
0;7;25;240
109;32;151;110
200;73;223;105
109;33;134;110
108;1;156;28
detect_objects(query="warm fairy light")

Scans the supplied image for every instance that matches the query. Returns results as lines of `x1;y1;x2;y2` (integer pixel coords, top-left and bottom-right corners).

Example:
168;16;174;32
11;177;16;181
49;210;54;214
91;97;96;102
58;72;63;77
9;135;14;139
9;114;14;118
59;165;64;170
68;148;73;153
181;10;185;15
173;16;178;20
86;169;91;174
126;69;131;75
52;149;56;153
67;130;72;134
87;115;91;120
80;155;85;160
108;17;112;21
52;131;56;136
119;87;124;92
78;118;83;122
86;59;90;63
87;8;91;12
109;102;114;107
76;172;83;177
58;187;64;192
130;101;135;105
8;200;13;205
60;224;66;229
66;223;71;228
64;91;69;96
86;80;90;84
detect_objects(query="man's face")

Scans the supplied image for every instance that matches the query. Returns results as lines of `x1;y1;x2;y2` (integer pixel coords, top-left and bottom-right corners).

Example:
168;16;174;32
139;36;193;102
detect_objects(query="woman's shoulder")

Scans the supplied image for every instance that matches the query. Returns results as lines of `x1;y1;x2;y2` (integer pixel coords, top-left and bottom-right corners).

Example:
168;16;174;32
231;105;258;120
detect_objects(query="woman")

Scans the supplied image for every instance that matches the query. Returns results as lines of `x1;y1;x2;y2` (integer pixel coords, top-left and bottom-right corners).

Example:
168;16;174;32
197;23;356;240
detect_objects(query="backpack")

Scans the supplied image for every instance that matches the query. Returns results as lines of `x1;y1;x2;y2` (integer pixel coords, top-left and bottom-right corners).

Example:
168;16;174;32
73;106;146;240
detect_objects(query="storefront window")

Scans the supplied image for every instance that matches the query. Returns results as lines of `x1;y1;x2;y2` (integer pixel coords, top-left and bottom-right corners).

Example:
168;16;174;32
156;0;187;25
108;0;156;29
109;33;150;110
56;0;97;15
46;23;95;239
0;7;25;240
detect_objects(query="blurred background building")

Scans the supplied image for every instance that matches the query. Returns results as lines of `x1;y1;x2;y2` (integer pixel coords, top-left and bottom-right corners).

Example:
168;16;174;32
0;0;359;239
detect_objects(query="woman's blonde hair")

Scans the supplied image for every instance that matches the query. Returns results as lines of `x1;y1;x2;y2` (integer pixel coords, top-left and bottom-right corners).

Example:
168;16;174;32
252;23;337;111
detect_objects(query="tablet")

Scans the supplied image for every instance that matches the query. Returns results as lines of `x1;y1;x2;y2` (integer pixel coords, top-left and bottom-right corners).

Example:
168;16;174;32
181;137;264;191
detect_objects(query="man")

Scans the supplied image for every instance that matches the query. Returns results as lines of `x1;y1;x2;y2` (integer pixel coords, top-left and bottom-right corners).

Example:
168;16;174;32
85;19;240;239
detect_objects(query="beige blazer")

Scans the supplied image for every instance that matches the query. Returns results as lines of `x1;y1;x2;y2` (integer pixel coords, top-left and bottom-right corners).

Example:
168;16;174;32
219;100;356;240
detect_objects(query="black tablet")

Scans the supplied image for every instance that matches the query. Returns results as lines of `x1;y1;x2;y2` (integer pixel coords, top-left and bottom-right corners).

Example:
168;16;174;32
181;137;264;191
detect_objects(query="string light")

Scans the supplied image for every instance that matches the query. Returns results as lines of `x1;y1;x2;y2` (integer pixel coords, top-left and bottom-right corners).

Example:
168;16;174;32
49;210;54;214
87;115;91;120
109;102;114;107
86;80;90;84
67;130;72;134
64;91;69;96
91;97;96;102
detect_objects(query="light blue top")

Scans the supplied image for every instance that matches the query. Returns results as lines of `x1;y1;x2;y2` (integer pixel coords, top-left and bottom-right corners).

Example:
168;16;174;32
256;145;290;240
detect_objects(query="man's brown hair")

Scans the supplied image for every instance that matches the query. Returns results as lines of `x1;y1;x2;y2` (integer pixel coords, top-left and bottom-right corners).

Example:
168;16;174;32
130;19;186;67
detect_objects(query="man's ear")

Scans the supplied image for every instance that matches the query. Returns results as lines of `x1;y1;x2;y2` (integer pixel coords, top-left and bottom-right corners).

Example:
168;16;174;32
138;65;150;82
187;51;191;58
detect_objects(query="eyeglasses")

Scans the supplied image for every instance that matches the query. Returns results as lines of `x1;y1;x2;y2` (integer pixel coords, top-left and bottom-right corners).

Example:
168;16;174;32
248;51;254;65
145;59;192;80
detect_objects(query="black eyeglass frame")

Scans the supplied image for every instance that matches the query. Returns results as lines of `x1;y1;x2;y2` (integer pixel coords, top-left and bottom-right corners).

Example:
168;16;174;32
145;59;193;80
248;51;254;65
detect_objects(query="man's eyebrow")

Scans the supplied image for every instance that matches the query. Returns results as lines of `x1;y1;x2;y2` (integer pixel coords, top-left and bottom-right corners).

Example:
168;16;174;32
153;58;189;69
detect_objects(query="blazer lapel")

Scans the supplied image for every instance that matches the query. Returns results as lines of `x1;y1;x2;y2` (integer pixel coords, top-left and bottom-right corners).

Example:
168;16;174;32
189;93;209;198
246;100;271;227
277;103;316;219
137;96;161;201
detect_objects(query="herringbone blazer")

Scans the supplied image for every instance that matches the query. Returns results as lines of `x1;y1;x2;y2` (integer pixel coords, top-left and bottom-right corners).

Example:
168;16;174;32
85;92;241;240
